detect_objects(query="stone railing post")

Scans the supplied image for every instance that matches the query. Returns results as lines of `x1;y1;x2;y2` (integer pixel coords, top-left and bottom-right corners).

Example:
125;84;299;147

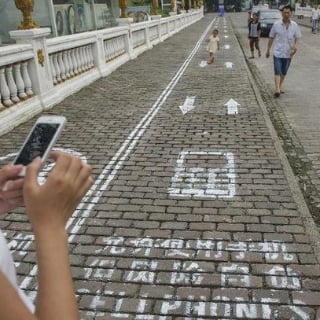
92;34;106;77
9;28;54;108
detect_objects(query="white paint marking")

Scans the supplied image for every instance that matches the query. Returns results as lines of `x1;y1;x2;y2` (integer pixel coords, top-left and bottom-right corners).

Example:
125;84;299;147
224;98;240;114
168;149;236;198
179;96;196;115
225;62;233;69
199;60;207;68
288;304;311;320
224;44;230;49
224;35;229;38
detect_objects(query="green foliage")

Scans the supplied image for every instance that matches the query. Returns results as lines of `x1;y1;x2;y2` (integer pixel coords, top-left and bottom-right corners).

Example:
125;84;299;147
159;8;170;16
131;0;152;5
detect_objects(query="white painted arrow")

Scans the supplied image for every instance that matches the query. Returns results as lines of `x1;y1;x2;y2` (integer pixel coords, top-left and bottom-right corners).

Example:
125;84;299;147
179;96;196;115
199;60;207;68
225;62;233;69
224;98;240;114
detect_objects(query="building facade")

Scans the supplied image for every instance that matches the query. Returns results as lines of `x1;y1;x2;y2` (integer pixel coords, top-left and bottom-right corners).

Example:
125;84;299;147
0;0;119;44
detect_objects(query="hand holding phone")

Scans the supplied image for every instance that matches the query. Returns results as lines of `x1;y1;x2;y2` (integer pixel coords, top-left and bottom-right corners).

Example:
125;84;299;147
13;116;67;175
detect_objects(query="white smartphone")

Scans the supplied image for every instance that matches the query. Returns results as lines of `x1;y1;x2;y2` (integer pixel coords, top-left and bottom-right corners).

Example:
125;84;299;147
13;115;67;175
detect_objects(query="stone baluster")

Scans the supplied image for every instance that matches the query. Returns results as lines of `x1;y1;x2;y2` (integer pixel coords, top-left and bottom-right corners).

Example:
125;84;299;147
67;50;74;77
88;45;94;68
104;41;109;61
21;61;33;95
75;48;81;74
58;51;66;81
80;47;85;72
49;54;58;85
79;47;85;71
53;53;61;83
71;49;79;75
6;65;20;103
0;68;13;106
10;28;52;106
111;39;116;59
13;63;27;99
85;46;90;69
81;46;87;71
63;51;71;78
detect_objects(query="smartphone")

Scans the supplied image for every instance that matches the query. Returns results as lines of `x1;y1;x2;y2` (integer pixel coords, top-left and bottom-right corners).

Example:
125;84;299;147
13;115;67;175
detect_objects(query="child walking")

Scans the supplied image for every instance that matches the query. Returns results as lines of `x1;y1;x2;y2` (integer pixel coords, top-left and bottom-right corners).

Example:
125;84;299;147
206;29;220;64
248;12;261;58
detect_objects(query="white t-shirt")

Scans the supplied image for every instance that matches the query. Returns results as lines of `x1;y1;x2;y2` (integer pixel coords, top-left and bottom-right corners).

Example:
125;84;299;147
0;230;34;312
312;8;319;20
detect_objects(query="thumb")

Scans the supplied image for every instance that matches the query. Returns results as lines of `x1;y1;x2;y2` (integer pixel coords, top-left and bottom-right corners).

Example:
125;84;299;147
24;157;42;190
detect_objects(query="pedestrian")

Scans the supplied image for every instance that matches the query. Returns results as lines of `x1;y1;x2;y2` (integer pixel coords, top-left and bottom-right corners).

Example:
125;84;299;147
206;29;220;64
265;5;301;98
248;12;261;58
311;4;319;33
0;151;93;319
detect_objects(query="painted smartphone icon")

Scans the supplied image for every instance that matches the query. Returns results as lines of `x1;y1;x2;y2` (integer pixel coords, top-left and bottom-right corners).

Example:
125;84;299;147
13;116;67;175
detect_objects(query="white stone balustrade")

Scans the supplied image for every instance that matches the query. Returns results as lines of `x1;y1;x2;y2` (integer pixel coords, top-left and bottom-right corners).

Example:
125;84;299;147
0;9;203;136
0;43;34;111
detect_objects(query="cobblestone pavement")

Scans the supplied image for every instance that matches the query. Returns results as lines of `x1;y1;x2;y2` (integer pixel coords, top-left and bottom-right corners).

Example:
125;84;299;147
231;12;320;228
1;13;320;319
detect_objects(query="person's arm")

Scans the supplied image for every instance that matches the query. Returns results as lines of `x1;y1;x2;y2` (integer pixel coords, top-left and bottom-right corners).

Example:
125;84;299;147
257;22;261;38
0;271;35;320
0;152;93;320
24;152;93;320
266;37;274;58
0;164;24;215
290;38;298;58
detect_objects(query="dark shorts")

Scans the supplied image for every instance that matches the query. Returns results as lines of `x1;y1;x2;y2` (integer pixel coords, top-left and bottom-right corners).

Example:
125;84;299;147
273;56;291;76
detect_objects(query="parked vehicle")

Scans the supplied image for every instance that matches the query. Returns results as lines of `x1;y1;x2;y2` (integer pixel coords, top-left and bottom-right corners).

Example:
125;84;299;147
259;9;282;36
248;4;269;22
225;4;242;12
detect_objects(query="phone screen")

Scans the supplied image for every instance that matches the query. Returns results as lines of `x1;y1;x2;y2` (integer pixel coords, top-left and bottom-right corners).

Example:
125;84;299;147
14;123;60;166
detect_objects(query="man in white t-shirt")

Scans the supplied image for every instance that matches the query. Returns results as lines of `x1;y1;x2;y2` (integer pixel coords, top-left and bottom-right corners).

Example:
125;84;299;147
311;5;320;33
0;151;93;319
266;5;301;97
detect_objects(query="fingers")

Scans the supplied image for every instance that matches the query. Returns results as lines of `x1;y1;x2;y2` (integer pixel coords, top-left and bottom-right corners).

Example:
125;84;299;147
23;157;42;193
47;152;93;202
74;163;93;199
0;164;23;190
1;192;23;208
57;154;92;197
50;151;72;176
2;178;24;193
